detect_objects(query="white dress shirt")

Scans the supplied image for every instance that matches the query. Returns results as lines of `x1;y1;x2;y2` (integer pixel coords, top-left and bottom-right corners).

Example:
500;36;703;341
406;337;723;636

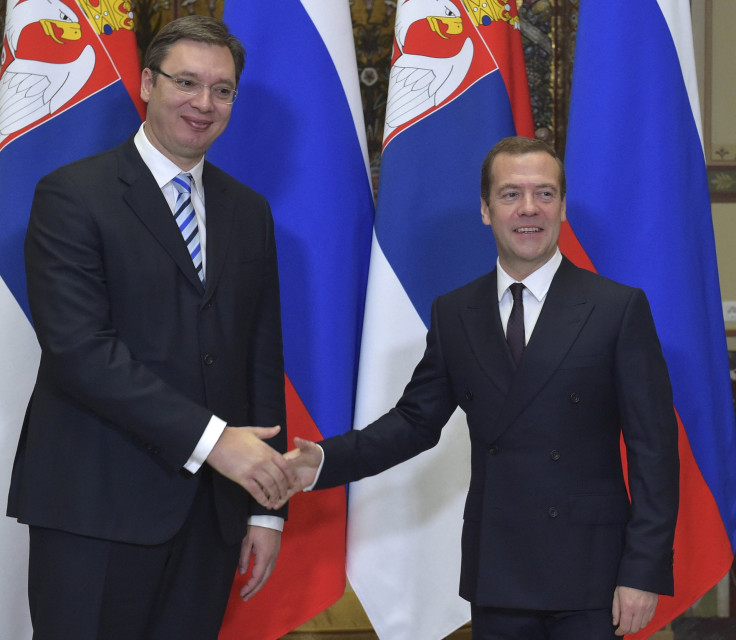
496;249;563;342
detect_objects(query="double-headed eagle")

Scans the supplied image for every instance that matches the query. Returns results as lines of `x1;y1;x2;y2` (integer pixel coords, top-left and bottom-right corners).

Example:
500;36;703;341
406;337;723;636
385;0;519;138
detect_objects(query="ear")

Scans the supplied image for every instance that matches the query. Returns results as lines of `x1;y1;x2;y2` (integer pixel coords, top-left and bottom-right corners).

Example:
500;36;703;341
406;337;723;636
560;195;567;222
140;68;153;104
480;197;492;227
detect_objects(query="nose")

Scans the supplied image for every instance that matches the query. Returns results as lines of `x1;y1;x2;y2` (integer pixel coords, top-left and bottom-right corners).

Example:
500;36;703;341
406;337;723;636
519;191;538;215
191;87;214;111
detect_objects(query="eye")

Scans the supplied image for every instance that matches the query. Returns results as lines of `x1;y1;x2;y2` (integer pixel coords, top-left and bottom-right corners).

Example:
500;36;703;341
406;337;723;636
177;78;197;89
213;86;233;98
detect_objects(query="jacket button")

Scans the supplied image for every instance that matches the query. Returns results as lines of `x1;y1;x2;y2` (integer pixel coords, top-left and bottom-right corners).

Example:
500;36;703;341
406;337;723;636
548;507;558;518
203;353;216;365
550;450;561;461
202;301;213;310
569;392;581;404
465;390;473;401
488;445;499;455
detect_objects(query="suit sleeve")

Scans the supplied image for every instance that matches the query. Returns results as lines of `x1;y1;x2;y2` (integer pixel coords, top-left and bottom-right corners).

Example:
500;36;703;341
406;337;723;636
245;196;288;518
316;298;458;489
614;288;679;595
25;168;213;470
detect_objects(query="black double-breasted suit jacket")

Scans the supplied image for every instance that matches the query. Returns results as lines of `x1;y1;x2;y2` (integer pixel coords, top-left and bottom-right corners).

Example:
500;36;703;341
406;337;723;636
7;136;287;546
316;257;678;611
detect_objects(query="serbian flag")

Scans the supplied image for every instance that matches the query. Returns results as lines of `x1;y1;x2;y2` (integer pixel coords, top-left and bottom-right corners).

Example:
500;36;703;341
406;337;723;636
564;1;736;637
0;0;142;636
345;1;533;638
210;2;374;638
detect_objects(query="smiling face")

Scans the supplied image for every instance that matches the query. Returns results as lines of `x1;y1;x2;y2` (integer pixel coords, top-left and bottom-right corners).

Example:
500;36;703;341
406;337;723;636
481;151;567;281
140;39;236;170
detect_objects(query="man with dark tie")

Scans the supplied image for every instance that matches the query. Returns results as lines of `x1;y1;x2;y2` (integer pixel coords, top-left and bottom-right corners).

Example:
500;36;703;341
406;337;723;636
287;137;679;639
7;16;295;639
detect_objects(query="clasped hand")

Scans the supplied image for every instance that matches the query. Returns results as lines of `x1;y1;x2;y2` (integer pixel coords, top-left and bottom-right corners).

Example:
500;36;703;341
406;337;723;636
206;425;293;509
206;427;322;509
283;437;322;489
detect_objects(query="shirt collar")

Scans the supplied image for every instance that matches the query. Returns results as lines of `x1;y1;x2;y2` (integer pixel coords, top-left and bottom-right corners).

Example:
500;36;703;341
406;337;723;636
133;123;205;198
496;249;563;303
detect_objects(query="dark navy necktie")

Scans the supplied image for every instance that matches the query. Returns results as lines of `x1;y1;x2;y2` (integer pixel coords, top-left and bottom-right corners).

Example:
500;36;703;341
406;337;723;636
506;282;525;367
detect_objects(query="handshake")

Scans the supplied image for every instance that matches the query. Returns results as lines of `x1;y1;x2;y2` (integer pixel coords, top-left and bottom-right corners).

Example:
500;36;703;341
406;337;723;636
206;425;323;509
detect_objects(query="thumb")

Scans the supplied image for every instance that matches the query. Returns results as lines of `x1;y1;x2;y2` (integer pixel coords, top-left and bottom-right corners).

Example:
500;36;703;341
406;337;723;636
611;587;621;625
249;425;281;440
294;436;317;451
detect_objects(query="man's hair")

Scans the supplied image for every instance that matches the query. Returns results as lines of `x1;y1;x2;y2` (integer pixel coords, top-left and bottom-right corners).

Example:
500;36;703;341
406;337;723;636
480;136;566;203
143;15;246;84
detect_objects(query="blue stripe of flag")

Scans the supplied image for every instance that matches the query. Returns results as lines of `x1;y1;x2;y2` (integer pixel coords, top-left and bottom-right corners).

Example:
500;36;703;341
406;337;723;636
375;71;515;326
210;0;374;441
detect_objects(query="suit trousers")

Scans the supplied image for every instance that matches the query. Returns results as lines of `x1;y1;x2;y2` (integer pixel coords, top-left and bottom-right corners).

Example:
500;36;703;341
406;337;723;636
28;470;241;640
471;604;617;640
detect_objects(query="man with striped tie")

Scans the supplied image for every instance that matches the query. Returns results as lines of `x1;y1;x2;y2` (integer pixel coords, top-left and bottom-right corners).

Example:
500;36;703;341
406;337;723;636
7;16;295;639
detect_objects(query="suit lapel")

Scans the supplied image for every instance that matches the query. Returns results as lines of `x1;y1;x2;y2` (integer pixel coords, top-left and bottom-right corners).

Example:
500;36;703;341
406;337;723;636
118;139;205;293
460;271;516;397
199;162;234;301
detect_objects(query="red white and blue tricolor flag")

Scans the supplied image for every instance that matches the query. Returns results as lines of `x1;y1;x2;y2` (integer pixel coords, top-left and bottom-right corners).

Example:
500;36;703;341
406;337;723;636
210;2;374;638
345;1;534;638
0;0;141;637
564;1;736;637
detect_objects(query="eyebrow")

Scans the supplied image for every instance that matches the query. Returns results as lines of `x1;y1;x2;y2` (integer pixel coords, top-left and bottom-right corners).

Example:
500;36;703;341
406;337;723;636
168;70;235;86
497;182;559;192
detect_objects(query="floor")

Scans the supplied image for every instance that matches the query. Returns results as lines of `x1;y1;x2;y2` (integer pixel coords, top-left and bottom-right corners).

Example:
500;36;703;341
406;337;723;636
286;621;736;639
671;617;736;639
286;620;736;639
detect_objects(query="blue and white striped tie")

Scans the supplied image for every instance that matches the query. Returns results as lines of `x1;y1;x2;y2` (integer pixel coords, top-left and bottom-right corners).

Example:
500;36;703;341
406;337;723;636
171;172;204;286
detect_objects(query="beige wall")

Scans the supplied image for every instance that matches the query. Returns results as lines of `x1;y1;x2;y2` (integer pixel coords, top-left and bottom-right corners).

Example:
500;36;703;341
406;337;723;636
693;1;736;333
715;204;736;303
715;203;736;346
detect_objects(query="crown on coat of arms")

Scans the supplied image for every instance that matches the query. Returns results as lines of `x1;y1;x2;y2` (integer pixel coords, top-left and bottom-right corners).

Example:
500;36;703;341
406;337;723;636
462;0;520;29
77;0;134;35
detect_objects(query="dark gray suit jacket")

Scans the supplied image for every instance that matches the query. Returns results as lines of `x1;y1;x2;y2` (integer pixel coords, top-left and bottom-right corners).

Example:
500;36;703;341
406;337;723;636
317;257;678;611
8;135;287;545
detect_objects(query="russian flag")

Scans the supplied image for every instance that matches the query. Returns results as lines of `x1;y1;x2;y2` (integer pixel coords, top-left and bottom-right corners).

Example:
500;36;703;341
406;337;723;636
564;1;736;636
0;1;142;636
209;2;375;638
345;1;534;638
